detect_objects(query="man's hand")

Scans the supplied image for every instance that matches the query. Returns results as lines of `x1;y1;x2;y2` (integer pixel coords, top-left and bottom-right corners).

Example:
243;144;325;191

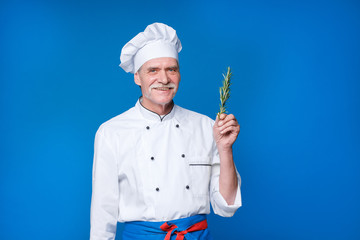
213;113;240;151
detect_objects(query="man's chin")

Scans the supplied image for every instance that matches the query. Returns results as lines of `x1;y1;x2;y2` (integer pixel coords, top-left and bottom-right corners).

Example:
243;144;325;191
148;94;175;103
156;100;174;106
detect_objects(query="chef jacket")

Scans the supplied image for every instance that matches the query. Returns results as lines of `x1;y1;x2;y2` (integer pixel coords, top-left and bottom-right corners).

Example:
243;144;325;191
90;99;242;240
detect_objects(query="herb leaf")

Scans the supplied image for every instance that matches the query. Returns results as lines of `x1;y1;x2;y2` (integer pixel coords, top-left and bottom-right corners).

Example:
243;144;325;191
218;67;232;118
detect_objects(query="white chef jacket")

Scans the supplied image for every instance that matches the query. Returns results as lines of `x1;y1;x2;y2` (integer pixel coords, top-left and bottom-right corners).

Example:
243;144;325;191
90;99;242;240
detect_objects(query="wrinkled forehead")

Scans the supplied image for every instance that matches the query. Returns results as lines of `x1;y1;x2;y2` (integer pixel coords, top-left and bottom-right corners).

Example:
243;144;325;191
138;57;179;72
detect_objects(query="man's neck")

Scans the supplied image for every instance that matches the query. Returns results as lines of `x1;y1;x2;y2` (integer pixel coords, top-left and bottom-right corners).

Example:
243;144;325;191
140;98;174;116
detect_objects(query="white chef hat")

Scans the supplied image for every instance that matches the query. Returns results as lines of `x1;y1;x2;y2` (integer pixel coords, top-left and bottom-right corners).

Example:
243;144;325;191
119;22;182;74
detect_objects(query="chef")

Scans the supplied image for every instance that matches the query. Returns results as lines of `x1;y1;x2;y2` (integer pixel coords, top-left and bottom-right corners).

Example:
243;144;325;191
90;23;242;240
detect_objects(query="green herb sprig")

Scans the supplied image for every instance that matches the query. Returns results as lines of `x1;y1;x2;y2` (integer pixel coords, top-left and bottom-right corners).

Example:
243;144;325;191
218;67;232;118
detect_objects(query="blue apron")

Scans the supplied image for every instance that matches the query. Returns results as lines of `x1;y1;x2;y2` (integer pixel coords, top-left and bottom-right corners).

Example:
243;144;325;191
122;214;213;240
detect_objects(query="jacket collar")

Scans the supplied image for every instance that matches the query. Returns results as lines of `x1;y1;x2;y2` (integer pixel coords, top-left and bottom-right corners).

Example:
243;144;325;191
136;98;177;122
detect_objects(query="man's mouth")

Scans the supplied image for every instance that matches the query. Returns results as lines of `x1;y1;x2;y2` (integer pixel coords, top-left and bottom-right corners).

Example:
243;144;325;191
153;87;174;91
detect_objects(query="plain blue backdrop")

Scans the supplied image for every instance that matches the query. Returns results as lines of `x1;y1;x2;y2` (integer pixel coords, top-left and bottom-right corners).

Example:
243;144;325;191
1;0;359;239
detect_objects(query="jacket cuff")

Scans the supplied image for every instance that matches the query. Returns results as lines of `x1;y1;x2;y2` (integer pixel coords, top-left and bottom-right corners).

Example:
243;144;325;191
211;175;242;217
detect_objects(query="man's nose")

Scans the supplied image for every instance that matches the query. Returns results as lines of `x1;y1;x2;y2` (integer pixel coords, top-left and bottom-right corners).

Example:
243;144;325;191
158;70;170;84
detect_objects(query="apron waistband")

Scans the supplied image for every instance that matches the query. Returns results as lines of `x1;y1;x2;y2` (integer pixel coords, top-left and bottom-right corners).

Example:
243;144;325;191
122;215;211;240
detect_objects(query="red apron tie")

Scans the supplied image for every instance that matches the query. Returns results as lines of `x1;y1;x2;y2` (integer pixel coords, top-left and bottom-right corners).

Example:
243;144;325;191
160;219;208;240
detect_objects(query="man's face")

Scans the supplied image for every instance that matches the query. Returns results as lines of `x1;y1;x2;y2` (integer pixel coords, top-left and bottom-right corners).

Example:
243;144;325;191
134;57;181;111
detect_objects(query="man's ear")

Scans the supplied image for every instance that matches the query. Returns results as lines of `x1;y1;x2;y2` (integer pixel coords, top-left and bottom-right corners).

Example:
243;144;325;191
134;72;141;86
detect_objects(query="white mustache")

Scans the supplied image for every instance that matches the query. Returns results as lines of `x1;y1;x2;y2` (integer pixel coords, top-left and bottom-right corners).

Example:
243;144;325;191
149;83;176;91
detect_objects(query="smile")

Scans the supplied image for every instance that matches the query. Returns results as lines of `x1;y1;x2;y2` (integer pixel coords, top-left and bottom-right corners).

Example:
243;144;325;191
153;87;173;91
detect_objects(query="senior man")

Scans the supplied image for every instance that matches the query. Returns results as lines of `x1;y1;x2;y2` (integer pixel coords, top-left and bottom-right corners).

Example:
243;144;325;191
90;23;242;240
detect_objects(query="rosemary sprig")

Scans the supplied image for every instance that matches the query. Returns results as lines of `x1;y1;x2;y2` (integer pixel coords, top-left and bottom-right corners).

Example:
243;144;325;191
218;66;232;118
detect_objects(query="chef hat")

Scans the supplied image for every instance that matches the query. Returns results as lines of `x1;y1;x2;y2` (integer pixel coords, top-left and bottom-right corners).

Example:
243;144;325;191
119;23;182;74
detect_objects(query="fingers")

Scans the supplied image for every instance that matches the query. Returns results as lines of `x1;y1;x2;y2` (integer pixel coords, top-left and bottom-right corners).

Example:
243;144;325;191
217;114;236;127
220;124;240;135
216;114;239;134
219;120;240;134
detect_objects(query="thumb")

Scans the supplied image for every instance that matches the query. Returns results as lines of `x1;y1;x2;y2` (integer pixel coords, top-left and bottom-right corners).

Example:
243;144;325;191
215;114;220;123
215;113;226;127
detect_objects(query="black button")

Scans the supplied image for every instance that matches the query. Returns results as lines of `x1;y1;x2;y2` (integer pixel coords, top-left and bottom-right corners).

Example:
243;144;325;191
176;124;179;128
151;157;154;160
181;154;185;158
156;187;160;191
186;185;190;190
146;126;150;130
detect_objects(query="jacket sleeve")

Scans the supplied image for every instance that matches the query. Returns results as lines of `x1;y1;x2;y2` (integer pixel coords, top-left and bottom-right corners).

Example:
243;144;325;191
90;126;119;240
210;141;242;217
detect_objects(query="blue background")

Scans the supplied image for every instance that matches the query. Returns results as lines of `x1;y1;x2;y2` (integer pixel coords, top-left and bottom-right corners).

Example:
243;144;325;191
1;0;359;239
